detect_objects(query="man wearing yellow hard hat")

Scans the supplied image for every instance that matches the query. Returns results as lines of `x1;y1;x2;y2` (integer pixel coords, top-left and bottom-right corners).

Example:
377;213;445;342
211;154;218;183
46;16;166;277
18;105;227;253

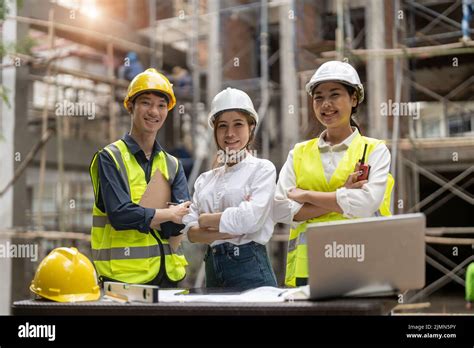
89;68;191;287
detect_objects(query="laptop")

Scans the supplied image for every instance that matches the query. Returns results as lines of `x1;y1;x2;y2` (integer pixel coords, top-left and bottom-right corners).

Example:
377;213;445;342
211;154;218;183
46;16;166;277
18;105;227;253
306;213;426;299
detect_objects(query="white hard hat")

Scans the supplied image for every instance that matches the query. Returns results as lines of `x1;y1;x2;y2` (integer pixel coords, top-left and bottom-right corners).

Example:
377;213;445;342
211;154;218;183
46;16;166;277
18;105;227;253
305;61;364;104
208;87;259;129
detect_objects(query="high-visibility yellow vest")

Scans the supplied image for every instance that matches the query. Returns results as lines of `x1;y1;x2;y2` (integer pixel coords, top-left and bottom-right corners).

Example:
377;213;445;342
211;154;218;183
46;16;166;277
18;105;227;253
285;133;394;287
89;139;188;284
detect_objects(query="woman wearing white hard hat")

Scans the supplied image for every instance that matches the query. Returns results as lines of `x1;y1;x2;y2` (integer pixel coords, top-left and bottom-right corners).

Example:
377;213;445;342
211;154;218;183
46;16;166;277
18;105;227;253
181;87;277;290
274;60;394;287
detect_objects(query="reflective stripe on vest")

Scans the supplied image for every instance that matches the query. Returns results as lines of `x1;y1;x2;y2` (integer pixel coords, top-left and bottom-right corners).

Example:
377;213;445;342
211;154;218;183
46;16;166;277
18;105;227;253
164;153;178;186
105;143;130;196
92;215;109;228
285;134;394;287
92;244;173;261
288;237;297;253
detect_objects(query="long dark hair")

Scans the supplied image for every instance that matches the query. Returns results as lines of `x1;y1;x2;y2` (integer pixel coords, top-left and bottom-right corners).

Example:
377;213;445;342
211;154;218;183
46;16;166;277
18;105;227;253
341;84;362;134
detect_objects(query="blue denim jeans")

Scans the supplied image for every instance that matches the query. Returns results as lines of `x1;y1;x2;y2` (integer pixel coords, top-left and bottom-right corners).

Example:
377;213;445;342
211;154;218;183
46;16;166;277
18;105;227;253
204;241;277;291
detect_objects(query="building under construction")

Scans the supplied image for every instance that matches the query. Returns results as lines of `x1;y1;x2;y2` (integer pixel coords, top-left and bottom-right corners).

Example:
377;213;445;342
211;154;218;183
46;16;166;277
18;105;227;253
0;0;473;319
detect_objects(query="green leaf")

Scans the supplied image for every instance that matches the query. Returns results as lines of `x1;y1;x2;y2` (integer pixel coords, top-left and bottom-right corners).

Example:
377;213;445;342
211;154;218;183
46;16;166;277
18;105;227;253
0;0;9;21
0;85;11;108
16;35;36;55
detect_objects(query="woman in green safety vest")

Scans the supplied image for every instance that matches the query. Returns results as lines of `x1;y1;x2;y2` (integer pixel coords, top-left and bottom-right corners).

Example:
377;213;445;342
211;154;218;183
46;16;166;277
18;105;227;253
273;60;394;287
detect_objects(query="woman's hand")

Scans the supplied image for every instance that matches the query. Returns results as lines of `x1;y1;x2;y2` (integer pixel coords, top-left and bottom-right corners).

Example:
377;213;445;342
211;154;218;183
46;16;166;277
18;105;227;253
344;164;368;189
290;189;343;214
287;187;308;204
198;213;222;229
188;226;234;244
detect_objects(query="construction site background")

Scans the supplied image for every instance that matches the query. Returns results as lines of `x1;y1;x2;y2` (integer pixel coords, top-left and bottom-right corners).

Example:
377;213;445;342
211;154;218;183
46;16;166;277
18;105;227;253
0;0;473;315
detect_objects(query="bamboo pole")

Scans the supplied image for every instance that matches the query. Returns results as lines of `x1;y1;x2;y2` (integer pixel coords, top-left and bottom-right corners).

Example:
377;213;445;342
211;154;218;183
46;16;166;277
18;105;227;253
107;42;117;142
0;129;54;197
322;40;474;59
7;15;155;56
425;236;474;246
0;230;91;241
37;8;55;230
55;61;65;232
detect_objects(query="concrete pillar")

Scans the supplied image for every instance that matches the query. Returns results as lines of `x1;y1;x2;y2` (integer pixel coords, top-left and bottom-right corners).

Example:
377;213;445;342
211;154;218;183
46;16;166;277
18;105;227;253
279;1;299;161
12;12;30;230
365;0;388;139
0;0;18;315
207;0;221;106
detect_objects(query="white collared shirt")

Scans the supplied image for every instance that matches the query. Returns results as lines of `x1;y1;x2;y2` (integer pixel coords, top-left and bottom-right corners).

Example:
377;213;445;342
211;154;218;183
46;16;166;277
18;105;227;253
182;154;277;246
273;128;391;224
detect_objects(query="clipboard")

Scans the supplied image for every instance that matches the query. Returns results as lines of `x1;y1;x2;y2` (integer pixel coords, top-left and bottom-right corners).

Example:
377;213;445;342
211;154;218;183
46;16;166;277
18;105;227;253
139;168;184;252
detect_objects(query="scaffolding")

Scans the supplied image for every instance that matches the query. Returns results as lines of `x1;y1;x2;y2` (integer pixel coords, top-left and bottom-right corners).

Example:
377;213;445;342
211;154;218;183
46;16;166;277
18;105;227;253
1;0;473;300
300;0;474;220
1;0;472;233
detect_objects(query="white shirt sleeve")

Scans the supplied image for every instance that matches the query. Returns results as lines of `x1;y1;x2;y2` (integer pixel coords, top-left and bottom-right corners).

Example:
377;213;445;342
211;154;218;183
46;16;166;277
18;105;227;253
273;150;303;225
219;161;277;235
180;175;203;239
336;143;391;218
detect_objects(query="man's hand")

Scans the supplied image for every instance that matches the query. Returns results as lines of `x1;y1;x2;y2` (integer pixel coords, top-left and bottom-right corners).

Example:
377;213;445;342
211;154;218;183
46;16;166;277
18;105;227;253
150;201;191;228
168;201;192;224
287;187;308;204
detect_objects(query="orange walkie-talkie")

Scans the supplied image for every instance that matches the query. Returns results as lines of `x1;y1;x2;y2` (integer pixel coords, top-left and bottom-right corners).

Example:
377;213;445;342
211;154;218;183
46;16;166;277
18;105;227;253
357;144;371;181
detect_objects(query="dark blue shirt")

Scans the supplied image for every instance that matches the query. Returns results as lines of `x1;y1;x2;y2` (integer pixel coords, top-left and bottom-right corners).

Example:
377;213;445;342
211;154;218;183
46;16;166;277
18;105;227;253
96;134;190;238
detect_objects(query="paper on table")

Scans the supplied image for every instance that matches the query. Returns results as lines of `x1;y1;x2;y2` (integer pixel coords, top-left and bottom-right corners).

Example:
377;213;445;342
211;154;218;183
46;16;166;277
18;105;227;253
278;285;310;301
156;284;395;303
158;289;189;302
159;287;289;303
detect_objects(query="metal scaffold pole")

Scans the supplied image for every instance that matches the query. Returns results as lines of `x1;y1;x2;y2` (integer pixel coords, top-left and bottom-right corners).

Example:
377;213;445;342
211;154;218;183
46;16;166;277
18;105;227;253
187;0;221;191
279;0;299;162
365;0;387;140
37;8;55;230
391;0;402;214
259;0;270;160
191;0;200;151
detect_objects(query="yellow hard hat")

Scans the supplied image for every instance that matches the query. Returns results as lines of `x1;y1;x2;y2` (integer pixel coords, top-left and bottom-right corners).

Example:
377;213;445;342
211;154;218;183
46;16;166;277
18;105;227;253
123;68;176;112
30;247;101;302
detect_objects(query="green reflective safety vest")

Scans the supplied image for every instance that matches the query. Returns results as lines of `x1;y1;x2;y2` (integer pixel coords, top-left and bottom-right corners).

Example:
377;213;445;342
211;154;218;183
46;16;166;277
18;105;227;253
466;262;474;302
90;139;188;284
285;133;394;287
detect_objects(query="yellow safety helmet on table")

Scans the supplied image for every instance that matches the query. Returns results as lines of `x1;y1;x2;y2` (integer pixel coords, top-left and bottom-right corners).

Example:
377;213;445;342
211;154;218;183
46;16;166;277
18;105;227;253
30;247;101;302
